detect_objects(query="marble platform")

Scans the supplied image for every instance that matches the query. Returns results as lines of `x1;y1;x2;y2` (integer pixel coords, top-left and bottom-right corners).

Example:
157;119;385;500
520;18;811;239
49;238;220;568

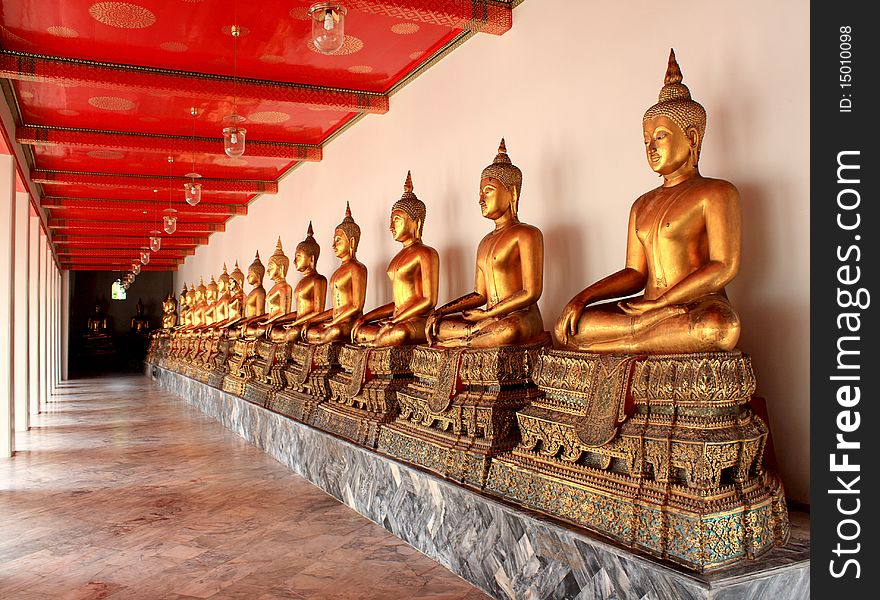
147;364;811;600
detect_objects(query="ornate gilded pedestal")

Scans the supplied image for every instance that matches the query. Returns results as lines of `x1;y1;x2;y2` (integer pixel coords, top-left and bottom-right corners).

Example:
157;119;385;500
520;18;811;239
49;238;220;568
485;350;789;572
189;334;218;384
221;338;257;396
243;339;288;407
378;335;551;488
206;335;233;388
316;344;416;447
271;342;342;424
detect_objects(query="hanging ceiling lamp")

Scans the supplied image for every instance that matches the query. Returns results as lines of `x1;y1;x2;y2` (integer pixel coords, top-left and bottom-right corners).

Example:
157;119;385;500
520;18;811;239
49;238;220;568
184;107;202;205
149;188;162;251
140;248;150;265
222;24;247;158
132;262;141;275
309;3;347;54
163;156;178;234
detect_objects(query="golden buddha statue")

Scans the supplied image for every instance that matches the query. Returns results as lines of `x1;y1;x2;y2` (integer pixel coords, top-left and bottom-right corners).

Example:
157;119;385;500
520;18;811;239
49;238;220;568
86;300;109;335
213;264;231;325
242;238;292;338
556;49;741;353
130;298;150;333
175;284;190;329
303;203;367;344
425;140;545;348
202;276;219;327
265;223;328;342
352;172;439;346
190;278;208;328
222;262;246;326
228;251;267;339
162;293;178;329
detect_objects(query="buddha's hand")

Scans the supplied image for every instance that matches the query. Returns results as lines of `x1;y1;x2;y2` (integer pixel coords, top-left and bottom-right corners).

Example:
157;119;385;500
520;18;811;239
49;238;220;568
425;310;443;345
351;316;366;341
461;308;488;322
557;300;586;344
468;316;499;338
618;298;687;328
618;297;668;315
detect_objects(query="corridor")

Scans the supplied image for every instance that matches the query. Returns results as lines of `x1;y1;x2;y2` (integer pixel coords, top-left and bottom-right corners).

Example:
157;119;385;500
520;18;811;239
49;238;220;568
0;375;489;600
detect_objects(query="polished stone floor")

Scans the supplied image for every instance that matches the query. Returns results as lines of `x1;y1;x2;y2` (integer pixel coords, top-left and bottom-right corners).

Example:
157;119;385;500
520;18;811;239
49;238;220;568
0;375;490;600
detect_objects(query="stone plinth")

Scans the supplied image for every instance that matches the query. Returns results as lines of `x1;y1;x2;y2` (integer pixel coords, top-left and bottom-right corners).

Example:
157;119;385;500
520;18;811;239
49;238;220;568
147;364;809;600
316;344;416;447
379;335;551;489
486;350;789;572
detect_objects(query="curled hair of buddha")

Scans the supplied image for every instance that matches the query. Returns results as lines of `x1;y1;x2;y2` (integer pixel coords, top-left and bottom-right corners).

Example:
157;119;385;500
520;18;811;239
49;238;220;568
643;49;706;155
336;202;361;244
296;221;321;262
481;138;523;201
391;171;426;239
230;261;245;290
268;237;290;275
248;250;265;280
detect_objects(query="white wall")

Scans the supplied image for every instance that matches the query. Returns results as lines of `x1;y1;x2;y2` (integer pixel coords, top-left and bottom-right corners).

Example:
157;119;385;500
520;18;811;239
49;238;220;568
177;0;810;503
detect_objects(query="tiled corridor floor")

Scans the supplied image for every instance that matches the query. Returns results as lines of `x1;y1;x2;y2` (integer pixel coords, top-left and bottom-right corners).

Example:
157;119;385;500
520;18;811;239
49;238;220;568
0;375;490;600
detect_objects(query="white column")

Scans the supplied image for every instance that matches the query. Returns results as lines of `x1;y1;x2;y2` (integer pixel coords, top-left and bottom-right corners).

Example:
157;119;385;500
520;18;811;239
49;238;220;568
61;270;69;381
28;216;39;418
38;233;47;411
13;192;29;432
49;266;56;394
0;155;15;457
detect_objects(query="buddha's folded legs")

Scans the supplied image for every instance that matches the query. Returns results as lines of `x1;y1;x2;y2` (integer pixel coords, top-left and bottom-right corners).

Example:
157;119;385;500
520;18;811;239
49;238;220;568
563;294;740;353
436;305;545;349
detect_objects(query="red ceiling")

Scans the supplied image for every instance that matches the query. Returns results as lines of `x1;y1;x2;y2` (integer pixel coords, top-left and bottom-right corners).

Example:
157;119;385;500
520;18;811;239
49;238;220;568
0;0;515;272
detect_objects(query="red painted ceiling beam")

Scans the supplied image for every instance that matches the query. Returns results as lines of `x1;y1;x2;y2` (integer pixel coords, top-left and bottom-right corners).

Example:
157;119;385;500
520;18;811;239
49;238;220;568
62;265;176;272
348;0;512;35
54;234;209;245
0;51;389;114
49;219;225;233
18;126;322;162
62;257;184;266
41;196;248;216
58;247;196;257
32;170;277;194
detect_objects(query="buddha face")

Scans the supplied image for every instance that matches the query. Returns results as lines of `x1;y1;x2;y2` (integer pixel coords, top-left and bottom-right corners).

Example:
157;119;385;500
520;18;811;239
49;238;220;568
390;209;416;243
195;289;204;303
247;268;261;285
295;249;315;272
228;278;240;294
218;278;227;295
332;228;354;259
206;288;217;303
479;177;512;220
643;115;695;176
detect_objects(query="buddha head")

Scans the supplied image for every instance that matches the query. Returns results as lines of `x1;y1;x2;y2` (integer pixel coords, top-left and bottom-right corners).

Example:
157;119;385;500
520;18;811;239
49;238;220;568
206;276;218;303
480;139;522;219
642;49;706;176
295;222;321;273
217;263;230;296
229;261;245;294
195;278;207;304
333;202;360;259
390;171;426;243
179;283;188;306
267;237;290;282
247;251;265;287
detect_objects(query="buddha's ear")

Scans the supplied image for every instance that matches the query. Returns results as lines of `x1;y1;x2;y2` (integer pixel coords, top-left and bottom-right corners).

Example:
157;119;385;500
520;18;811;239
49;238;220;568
510;186;519;217
686;126;701;165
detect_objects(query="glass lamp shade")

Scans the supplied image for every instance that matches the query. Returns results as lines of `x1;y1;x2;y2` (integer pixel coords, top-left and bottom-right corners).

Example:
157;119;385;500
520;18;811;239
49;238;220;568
184;180;202;206
222;122;247;158
310;3;346;54
132;262;141;275
140;250;150;265
149;232;162;252
163;211;178;235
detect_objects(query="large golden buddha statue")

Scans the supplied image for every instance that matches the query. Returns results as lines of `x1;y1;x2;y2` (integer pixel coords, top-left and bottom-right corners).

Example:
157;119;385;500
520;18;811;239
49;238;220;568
556;50;740;353
190;278;208;327
86;300;109;335
303;203;367;344
224;262;246;325
352;172;439;346
228;251;267;339
265;223;328;342
242;238;292;338
130;298;150;333
162;293;177;329
426;140;545;348
175;284;190;329
202;276;219;327
213;264;231;325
